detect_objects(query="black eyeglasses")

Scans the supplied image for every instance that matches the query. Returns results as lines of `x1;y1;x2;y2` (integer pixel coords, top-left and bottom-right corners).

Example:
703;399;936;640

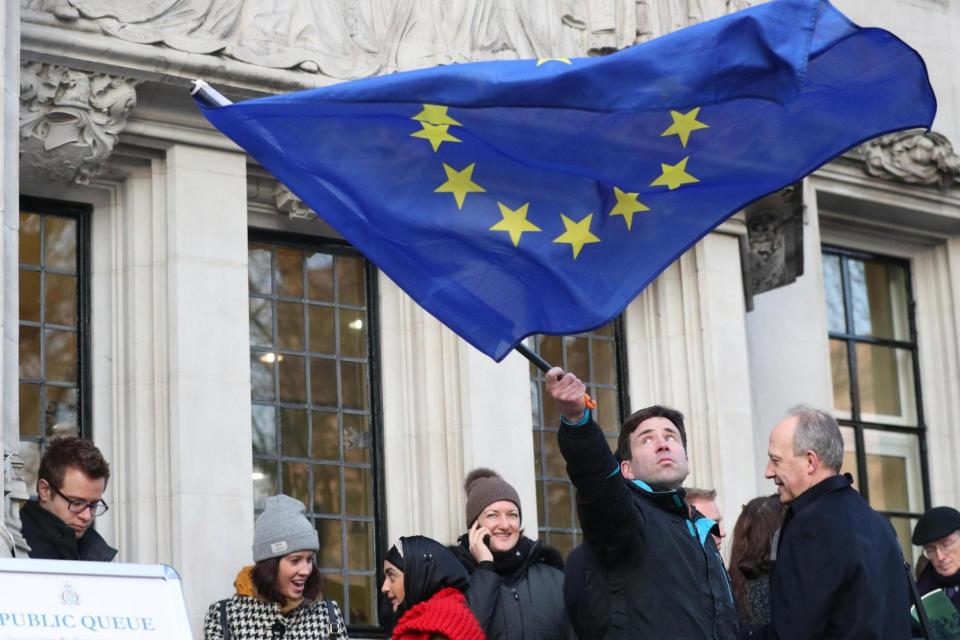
49;484;109;516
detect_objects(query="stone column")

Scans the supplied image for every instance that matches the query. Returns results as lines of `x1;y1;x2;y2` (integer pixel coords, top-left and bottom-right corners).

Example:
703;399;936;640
0;0;27;558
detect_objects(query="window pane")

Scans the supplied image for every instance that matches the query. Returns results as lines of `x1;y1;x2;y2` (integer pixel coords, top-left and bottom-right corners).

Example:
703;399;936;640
45;330;77;383
20;213;41;265
253;460;278;511
248;245;273;294
337;257;364;306
251;405;277;455
593;339;616;386
546;481;572;529
276;248;304;297
306;252;334;302
278;355;306;403
280;408;308;458
20;326;41;379
347;520;373;571
548;532;574;559
277;301;305;351
565;336;589;378
339;309;367;358
545;435;565;478
316;518;343;569
863;430;924;513
282;461;309;506
540;335;562;369
45;274;77;326
249;298;273;348
312;411;340;460
19;270;40;322
341;362;368;411
594;387;619;434
823;254;846;333
250;353;276;401
855;344;916;425
309;306;336;354
310;358;338;406
313;464;341;514
343;413;370;465
44;386;78;436
19;383;42;438
848;259;910;341
348;575;376;626
829;340;851;414
44;216;76;272
840;427;859;490
344;467;373;517
888;516;918;567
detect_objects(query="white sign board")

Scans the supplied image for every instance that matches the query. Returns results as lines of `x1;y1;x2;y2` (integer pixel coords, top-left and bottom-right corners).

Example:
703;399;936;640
0;558;193;639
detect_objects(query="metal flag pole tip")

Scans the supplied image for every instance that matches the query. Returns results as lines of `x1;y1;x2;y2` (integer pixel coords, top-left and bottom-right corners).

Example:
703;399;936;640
190;80;233;108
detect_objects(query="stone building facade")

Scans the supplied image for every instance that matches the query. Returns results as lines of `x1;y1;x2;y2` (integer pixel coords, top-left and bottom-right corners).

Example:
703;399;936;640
1;0;958;636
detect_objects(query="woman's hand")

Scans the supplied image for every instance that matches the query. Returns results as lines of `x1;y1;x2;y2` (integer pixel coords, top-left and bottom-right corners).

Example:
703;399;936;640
468;519;494;564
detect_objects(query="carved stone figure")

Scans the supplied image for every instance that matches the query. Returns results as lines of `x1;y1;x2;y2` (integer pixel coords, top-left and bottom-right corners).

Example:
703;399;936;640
857;130;960;190
2;453;30;557
19;62;139;185
742;184;804;309
274;184;315;220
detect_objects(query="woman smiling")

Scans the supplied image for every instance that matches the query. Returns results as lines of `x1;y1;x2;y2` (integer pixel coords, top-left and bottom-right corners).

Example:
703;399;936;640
203;495;348;639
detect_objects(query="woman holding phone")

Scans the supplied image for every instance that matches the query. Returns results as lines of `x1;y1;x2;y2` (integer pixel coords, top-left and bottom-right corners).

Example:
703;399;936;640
450;469;573;640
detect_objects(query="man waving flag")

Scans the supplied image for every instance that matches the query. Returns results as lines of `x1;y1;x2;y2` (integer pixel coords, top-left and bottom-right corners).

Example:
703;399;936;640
196;0;935;362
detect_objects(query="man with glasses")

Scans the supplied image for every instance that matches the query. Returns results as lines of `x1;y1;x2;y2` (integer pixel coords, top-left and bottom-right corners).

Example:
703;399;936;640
19;436;117;561
913;507;960;614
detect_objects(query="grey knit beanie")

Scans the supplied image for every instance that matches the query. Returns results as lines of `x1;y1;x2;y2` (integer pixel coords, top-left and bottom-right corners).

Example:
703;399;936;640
253;495;319;562
464;468;521;528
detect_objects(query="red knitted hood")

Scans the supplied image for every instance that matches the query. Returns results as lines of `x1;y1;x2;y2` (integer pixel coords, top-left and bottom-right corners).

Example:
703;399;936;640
391;587;485;640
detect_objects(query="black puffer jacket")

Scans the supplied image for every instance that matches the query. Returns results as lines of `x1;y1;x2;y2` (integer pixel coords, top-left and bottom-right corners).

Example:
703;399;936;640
20;499;117;562
451;536;574;640
558;413;739;640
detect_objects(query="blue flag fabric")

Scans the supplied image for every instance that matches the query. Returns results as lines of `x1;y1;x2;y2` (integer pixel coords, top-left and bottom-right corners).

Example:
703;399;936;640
199;0;935;362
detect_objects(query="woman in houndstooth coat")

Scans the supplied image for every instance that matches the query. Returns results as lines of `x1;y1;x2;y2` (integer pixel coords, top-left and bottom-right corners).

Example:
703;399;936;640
204;495;349;639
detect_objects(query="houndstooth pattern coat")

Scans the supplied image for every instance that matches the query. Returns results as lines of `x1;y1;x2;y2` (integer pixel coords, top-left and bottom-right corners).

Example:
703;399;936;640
203;594;348;640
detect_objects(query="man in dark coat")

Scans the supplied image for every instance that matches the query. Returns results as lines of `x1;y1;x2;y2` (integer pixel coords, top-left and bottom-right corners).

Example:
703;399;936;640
912;507;960;613
19;436;117;562
748;407;910;639
546;368;739;640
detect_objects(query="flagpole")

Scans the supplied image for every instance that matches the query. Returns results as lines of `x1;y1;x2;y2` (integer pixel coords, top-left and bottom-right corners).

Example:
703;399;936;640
514;343;553;373
190;80;232;108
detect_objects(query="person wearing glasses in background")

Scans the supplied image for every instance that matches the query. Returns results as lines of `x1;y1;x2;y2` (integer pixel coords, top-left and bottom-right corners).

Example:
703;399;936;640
913;507;960;614
19;436;117;562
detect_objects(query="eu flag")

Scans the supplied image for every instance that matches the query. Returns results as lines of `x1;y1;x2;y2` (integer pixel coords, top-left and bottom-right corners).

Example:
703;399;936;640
198;0;935;362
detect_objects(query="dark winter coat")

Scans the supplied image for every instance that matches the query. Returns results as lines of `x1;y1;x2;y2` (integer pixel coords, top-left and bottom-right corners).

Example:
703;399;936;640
751;474;911;640
917;562;960;614
557;413;739;640
451;535;574;640
19;498;117;562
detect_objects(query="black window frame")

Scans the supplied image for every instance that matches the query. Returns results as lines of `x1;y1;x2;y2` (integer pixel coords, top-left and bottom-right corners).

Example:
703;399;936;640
823;245;931;527
247;228;387;635
18;196;93;459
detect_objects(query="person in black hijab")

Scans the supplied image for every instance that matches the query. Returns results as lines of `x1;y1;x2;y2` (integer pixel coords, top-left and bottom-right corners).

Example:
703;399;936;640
381;535;485;640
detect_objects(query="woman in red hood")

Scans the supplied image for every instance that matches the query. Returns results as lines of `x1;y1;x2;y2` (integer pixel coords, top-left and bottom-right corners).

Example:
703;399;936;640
382;535;485;640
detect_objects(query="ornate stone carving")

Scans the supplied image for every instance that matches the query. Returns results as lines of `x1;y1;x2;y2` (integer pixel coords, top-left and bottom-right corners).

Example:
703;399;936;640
25;0;729;77
852;129;960;190
2;452;30;557
20;61;139;184
741;183;804;310
274;184;315;221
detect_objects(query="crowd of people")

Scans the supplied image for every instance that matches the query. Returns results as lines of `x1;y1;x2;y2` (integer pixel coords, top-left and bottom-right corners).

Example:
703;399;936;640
17;366;960;639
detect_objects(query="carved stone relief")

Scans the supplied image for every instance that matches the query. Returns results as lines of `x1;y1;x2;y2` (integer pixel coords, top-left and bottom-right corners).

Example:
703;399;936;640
24;0;733;78
741;183;804;310
2;453;30;557
19;61;139;185
274;183;315;221
852;129;960;190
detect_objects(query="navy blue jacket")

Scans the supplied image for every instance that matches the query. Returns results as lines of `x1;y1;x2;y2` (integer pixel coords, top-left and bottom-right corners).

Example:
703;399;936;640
752;474;910;639
558;412;739;639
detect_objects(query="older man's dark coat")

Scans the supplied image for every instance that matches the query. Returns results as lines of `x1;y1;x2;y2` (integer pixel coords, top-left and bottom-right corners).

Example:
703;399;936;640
753;474;910;639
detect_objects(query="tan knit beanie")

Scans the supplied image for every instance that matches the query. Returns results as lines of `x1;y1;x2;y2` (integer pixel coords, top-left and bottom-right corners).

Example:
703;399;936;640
464;468;521;528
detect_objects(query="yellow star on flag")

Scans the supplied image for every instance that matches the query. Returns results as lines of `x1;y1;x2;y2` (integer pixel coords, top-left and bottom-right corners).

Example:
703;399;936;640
412;104;462;127
608;187;650;230
411;122;461;152
435;163;486;209
660;107;709;148
536;57;572;66
553;213;601;259
489;202;542;247
650;156;700;190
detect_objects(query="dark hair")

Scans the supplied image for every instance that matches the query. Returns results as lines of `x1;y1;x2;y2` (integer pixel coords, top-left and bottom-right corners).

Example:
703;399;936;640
728;495;785;620
38;437;110;491
616;405;687;462
252;554;322;605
